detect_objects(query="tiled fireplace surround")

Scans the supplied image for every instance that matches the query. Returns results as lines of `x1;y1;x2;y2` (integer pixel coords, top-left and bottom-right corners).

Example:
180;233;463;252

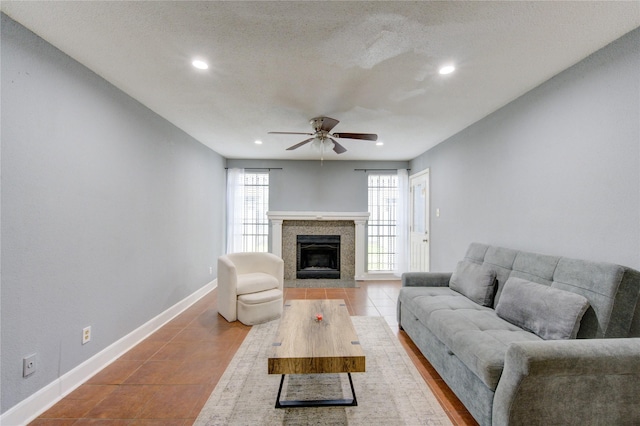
267;211;369;281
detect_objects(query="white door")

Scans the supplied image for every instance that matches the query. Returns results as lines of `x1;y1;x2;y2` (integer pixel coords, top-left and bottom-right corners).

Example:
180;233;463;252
410;170;430;272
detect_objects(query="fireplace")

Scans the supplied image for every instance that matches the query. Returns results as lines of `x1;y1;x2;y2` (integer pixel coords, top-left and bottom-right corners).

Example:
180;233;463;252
267;211;369;280
296;235;340;279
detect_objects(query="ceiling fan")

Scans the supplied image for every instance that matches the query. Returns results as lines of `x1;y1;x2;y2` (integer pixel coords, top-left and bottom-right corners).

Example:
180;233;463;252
269;116;378;157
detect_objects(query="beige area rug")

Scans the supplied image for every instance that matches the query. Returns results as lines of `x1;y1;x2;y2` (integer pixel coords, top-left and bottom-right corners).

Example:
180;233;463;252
194;316;452;425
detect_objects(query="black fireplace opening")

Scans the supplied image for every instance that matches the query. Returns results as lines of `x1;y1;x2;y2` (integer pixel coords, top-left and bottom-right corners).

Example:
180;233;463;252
296;235;340;279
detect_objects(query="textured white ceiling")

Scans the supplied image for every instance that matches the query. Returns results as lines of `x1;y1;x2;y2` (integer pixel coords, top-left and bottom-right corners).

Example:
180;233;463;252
2;1;639;161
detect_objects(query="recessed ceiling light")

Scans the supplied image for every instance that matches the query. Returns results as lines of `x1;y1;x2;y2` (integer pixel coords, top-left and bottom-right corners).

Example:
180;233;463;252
376;141;384;146
254;140;263;145
439;65;455;75
192;59;209;70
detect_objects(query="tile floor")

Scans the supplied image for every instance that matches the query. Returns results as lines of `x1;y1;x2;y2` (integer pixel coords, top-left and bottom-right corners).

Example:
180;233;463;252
30;281;478;425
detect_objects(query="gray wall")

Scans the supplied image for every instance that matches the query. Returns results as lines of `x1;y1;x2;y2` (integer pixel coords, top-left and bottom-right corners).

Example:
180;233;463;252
411;27;640;272
226;159;409;212
1;15;226;413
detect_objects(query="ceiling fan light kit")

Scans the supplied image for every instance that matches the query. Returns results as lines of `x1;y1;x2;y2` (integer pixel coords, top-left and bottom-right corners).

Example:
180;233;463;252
269;116;378;160
310;137;334;152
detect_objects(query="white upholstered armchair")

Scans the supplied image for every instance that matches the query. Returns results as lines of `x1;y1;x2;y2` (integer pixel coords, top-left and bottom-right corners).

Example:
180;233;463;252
217;252;284;325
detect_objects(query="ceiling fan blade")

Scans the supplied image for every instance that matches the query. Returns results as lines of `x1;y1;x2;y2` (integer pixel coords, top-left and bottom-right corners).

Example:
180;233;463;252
318;117;340;132
330;138;347;154
286;138;314;151
269;131;314;136
332;132;378;141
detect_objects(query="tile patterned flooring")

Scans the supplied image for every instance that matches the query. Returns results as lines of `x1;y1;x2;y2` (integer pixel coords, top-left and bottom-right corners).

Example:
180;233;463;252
30;281;478;425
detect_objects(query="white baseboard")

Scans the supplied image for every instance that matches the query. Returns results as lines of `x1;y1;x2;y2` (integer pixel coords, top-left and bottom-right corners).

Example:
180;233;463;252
1;280;217;426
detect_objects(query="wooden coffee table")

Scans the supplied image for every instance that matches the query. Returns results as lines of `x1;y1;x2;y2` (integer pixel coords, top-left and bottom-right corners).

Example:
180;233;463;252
268;299;366;408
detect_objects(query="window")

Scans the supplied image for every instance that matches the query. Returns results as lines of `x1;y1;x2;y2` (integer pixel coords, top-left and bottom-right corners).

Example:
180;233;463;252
241;172;269;252
367;174;398;271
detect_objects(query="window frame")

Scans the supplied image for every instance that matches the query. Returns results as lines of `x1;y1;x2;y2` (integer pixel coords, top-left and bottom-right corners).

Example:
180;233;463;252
240;171;269;252
367;173;398;272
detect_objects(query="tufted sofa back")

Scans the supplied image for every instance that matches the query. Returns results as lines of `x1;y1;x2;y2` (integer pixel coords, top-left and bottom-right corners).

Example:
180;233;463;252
464;243;640;338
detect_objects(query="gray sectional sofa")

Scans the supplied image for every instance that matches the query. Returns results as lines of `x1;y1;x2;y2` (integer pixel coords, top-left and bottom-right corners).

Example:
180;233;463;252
397;243;640;425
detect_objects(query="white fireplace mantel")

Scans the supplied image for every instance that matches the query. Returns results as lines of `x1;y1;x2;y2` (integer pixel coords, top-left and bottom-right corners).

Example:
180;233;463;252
267;211;369;280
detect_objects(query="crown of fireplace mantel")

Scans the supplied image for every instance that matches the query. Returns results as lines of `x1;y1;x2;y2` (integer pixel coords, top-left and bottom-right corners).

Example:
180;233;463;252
267;211;369;280
267;211;369;222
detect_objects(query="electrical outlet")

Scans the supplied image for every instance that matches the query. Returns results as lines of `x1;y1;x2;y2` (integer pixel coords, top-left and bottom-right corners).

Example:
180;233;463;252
23;354;36;377
82;326;91;345
209;266;213;275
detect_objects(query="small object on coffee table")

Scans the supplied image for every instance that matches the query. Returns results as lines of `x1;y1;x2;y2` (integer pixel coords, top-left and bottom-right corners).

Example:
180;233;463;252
315;313;323;321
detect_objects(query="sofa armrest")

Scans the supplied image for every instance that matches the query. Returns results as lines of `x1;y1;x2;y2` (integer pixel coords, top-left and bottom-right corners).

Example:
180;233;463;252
217;255;239;322
401;272;452;287
493;338;640;426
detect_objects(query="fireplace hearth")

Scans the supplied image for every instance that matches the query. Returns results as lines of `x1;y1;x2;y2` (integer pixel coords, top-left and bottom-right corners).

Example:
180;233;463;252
296;235;340;279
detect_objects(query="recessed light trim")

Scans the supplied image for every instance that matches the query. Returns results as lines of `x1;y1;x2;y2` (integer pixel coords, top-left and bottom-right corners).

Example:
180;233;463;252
439;65;455;75
376;141;384;146
192;59;209;70
254;140;263;145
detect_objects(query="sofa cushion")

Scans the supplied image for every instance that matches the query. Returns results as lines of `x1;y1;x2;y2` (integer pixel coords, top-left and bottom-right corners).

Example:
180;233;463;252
399;286;488;323
237;288;282;305
236;272;280;295
428;308;541;390
399;286;541;390
450;260;497;307
496;277;590;340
